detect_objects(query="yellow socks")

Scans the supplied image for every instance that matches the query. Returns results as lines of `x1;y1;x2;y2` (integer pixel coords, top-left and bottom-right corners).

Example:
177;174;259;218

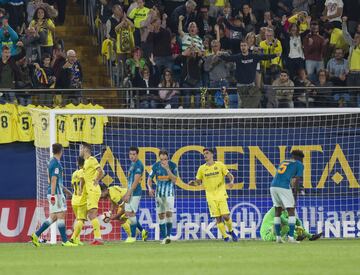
71;220;84;240
224;218;233;232
217;222;228;238
91;218;102;239
122;220;131;237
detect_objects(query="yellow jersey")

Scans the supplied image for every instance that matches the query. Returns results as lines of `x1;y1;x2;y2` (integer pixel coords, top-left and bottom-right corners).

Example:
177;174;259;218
0;103;18;144
71;169;86;206
196;161;230;201
83;156;101;190
16;104;35;142
65;103;86;142
330;28;349;53
54;106;69;147
128;6;150;29
32;106;50;148
108;186;128;205
350;46;360;70
259;39;283;69
82;103;108;144
30;19;55;46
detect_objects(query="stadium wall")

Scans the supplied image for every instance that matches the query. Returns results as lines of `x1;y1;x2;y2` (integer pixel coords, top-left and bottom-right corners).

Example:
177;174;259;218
1;127;360;242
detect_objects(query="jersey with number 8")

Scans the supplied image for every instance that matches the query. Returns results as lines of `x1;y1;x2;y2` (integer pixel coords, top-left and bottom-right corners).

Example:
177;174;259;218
271;159;304;189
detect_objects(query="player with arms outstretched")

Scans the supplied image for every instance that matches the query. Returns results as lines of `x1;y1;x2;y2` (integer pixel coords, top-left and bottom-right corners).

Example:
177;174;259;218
78;142;104;245
270;150;304;244
122;146;148;243
69;157;86;245
31;143;77;247
188;148;238;242
147;150;178;244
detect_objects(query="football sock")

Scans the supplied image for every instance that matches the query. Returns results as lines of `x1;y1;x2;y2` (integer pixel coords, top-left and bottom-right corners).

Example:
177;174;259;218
122;220;131;237
91;218;102;239
274;217;281;236
217;222;228;238
166;217;172;237
288;216;296;238
136;221;143;232
224;218;233;232
71;220;84;240
35;217;53;237
159;219;166;239
57;219;67;243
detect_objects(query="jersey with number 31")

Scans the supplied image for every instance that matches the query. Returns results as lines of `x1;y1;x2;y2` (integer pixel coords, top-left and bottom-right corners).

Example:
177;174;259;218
271;159;304;189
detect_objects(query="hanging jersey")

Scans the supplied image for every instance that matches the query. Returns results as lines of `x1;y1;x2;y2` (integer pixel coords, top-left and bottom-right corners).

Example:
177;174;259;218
32;106;50;148
82;103;108;144
65;103;86;142
16;104;34;142
0;103;18;144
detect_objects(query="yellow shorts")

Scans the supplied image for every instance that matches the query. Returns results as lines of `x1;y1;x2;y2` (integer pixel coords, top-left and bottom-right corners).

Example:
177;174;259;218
86;190;101;210
207;199;230;218
72;204;87;220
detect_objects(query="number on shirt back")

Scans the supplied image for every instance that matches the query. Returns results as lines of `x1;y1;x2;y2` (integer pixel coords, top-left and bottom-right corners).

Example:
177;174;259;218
277;161;290;174
1;116;8;128
90;117;96;129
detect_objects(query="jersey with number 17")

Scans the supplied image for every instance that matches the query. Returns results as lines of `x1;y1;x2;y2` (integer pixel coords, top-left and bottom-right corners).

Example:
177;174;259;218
271;159;304;189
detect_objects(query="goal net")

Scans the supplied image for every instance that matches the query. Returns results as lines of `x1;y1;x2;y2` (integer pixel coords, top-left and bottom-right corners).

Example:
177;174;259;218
34;109;360;242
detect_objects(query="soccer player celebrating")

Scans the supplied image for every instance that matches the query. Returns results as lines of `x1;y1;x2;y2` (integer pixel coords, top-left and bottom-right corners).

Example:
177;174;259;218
147;150;178;244
122;146;148;243
260;206;322;242
79;142;104;245
30;143;77;247
188;148;238;242
270;150;305;244
69;156;86;245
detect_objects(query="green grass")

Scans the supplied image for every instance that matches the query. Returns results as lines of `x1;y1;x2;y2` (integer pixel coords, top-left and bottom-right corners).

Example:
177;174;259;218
1;240;359;275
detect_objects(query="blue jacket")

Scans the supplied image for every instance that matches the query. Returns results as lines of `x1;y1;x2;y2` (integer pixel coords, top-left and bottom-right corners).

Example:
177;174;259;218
0;25;19;57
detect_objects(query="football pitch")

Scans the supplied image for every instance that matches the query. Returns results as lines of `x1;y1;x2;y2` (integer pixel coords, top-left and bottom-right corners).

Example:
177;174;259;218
1;239;359;275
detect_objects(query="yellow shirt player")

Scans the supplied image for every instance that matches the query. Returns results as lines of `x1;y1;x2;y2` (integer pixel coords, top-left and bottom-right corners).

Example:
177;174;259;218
74;142;104;245
100;185;133;238
0;103;18;144
69;157;87;245
189;148;238;242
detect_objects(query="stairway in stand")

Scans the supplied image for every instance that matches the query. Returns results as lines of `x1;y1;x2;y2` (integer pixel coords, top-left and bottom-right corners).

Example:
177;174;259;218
55;2;118;107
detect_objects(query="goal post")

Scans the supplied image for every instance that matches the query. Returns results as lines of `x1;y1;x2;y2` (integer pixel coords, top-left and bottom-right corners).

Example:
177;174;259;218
34;108;360;242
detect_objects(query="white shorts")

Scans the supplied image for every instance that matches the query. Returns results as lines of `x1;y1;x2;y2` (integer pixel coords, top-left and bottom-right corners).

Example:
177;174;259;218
270;187;295;209
156;196;174;214
47;194;67;214
125;196;141;213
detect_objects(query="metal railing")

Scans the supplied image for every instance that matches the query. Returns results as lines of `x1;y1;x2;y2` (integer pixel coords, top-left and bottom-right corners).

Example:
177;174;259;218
1;86;359;109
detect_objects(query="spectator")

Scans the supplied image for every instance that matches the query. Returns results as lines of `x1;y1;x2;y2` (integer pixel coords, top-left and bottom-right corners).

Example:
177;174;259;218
106;4;124;40
321;0;343;29
126;47;147;79
275;0;293;17
293;68;315;107
204;39;236;107
97;0;119;24
0;45;21;102
170;0;197;33
46;0;67;25
303;21;326;81
245;31;262;87
219;40;279;108
342;16;360;106
220;15;246;53
115;15;135;62
15;55;35;105
327;47;348;86
27;0;58;24
29;7;56;55
323;22;348;60
259;27;283;84
257;10;274;32
272;69;294;108
281;23;305;80
22;26;41;63
133;54;160;108
250;0;270;22
314;69;336;107
343;0;360;35
170;33;180;58
240;4;257;33
292;0;310;13
196;6;216;37
34;53;56;89
158;68;180;108
180;50;203;108
56;49;83;103
127;0;150;46
209;0;226;18
286;11;310;34
0;18;19;57
178;17;204;54
6;0;25;32
146;14;173;71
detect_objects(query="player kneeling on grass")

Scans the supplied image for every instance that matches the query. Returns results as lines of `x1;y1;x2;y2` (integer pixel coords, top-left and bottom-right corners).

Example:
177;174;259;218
69;156;87;245
188;148;238;242
270;150;305;244
31;143;77;247
147;150;178;245
260;206;322;242
100;184;146;239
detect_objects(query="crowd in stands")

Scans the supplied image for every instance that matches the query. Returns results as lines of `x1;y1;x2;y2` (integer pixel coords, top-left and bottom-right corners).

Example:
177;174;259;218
98;0;360;108
0;0;83;105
